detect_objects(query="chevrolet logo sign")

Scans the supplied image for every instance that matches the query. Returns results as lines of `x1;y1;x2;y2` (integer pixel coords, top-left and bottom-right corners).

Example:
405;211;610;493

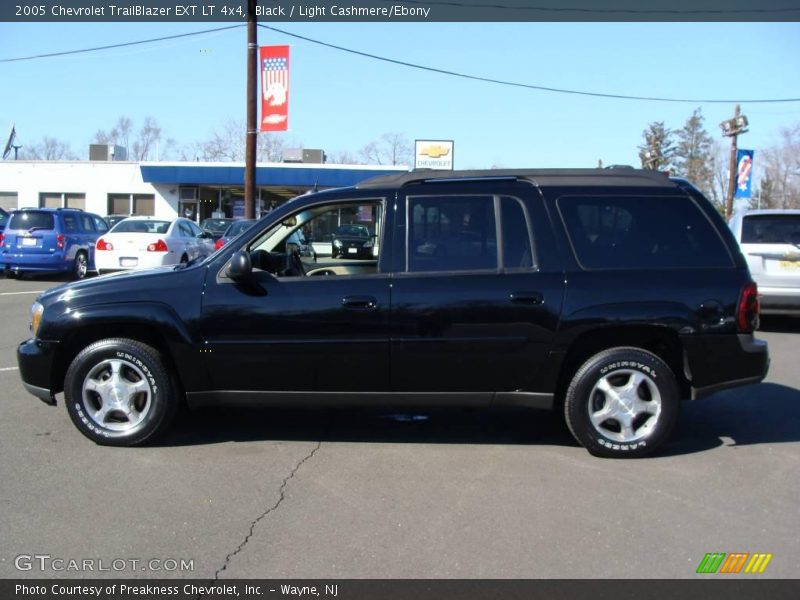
419;145;451;159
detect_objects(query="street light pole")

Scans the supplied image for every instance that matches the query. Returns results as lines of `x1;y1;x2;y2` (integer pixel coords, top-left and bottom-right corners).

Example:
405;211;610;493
720;104;749;221
244;0;257;220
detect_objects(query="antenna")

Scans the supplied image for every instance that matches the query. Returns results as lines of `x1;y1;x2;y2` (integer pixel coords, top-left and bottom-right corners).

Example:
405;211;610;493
2;125;16;160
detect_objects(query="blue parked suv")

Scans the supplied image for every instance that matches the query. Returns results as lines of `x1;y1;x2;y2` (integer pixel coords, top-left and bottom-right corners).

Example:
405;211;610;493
1;208;109;279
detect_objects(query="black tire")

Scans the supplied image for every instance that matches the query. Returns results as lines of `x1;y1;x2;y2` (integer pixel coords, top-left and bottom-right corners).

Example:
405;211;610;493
64;338;179;446
180;254;189;264
73;251;88;280
564;347;680;458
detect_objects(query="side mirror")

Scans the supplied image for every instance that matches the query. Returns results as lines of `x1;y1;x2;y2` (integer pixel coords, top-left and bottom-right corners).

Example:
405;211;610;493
227;250;252;281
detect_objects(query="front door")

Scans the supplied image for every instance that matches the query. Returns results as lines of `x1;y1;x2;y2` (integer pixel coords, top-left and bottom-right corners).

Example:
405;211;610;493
198;197;392;396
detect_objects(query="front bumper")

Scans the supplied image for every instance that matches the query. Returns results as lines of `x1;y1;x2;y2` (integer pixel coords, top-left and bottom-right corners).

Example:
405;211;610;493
17;338;59;405
686;334;770;400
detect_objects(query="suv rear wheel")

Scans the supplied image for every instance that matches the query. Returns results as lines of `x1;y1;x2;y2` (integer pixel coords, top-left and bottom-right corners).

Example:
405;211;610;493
564;347;680;458
64;338;178;446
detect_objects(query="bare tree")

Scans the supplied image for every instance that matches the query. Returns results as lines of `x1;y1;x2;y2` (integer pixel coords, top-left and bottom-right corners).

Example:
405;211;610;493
200;118;287;162
325;150;358;164
21;137;78;160
708;140;729;210
759;123;800;209
94;116;133;150
129;117;161;161
359;133;412;166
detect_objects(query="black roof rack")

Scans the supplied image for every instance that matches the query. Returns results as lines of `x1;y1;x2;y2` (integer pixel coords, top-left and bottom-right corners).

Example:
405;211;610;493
356;168;675;190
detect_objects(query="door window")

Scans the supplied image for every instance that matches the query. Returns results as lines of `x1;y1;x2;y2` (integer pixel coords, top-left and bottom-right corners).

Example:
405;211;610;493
407;195;497;272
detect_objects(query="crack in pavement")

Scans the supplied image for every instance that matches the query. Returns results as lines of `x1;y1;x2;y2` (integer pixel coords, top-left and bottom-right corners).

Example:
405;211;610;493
209;440;323;584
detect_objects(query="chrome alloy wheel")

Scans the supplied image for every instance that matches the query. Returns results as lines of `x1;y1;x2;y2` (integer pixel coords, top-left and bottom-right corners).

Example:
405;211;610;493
587;369;662;443
81;358;153;432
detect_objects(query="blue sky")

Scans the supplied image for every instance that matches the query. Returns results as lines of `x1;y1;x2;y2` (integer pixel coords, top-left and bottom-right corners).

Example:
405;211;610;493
1;21;799;168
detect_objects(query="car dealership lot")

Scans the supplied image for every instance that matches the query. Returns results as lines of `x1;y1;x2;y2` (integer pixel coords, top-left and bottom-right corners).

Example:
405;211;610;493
0;275;798;579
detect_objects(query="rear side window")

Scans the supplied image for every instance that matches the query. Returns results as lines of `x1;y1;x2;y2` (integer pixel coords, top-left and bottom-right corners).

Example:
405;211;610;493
558;195;733;270
741;214;800;245
61;214;79;233
408;195;497;272
79;214;95;232
501;196;534;269
8;211;55;231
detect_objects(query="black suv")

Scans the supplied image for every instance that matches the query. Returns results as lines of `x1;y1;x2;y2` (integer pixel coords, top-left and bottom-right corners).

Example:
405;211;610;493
17;169;768;457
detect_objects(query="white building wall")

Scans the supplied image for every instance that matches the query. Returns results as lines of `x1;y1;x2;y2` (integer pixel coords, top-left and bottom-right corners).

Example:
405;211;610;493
0;161;177;218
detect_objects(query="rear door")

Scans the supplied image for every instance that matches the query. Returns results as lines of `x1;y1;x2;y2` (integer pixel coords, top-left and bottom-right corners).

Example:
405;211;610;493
390;181;564;393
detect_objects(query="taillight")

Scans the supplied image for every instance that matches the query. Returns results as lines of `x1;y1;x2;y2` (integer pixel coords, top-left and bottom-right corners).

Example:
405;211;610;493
214;238;225;251
56;234;65;249
147;239;168;252
0;233;4;247
737;282;760;333
96;238;113;251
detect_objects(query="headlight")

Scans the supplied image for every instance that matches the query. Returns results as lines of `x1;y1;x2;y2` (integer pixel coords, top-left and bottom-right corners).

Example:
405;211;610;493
333;240;343;247
364;239;374;248
30;302;44;337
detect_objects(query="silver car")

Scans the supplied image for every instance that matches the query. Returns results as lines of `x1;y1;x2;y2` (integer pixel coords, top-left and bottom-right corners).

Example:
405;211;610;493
729;209;800;315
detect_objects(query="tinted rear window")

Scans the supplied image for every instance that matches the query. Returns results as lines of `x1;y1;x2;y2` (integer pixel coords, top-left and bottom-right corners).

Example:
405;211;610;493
741;214;800;245
558;195;733;270
112;220;171;234
8;211;55;231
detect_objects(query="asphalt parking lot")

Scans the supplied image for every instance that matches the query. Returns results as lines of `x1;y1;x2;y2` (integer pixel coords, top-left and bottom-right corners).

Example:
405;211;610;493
0;274;798;580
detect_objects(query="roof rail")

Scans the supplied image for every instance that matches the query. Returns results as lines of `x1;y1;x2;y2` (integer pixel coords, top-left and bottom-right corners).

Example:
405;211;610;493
356;168;674;190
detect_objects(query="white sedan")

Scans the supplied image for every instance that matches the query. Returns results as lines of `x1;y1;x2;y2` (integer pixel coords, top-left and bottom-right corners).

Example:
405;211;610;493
95;217;215;275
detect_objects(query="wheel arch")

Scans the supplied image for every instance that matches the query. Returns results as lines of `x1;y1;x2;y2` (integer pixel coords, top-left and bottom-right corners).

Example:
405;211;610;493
554;324;689;405
48;303;201;397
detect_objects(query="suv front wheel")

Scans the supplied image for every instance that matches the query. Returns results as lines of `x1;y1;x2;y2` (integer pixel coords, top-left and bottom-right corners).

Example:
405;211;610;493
564;347;680;458
64;338;179;446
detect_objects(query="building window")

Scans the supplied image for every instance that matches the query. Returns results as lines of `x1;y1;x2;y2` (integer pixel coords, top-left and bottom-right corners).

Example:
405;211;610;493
39;192;85;209
0;192;18;211
108;194;130;215
133;194;155;216
107;193;155;216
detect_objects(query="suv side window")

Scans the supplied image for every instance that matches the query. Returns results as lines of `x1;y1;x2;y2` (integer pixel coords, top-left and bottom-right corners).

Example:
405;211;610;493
408;195;497;273
558;195;733;270
501;196;534;269
79;214;95;232
61;214;79;233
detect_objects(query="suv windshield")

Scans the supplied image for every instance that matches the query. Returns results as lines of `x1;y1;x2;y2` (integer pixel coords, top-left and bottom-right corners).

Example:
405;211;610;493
8;211;55;231
742;214;800;245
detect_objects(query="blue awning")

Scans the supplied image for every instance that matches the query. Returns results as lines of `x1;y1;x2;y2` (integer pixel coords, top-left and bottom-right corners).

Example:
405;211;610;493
140;164;407;188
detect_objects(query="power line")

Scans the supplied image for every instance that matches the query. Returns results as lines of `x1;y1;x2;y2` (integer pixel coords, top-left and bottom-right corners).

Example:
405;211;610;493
379;0;800;15
0;24;245;63
259;23;800;104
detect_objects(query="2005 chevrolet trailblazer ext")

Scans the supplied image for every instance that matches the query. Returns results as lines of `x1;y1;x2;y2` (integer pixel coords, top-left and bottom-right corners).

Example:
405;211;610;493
18;169;769;457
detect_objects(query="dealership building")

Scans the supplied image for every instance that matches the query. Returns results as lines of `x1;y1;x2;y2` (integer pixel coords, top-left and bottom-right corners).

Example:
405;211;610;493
0;149;408;222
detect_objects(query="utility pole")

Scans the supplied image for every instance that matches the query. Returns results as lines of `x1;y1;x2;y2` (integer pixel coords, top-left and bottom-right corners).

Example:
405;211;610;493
720;104;749;221
244;0;258;219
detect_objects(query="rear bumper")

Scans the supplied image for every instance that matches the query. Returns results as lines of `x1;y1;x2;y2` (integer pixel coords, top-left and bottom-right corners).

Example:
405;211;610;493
758;286;800;314
1;251;71;273
685;334;769;400
17;338;59;405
